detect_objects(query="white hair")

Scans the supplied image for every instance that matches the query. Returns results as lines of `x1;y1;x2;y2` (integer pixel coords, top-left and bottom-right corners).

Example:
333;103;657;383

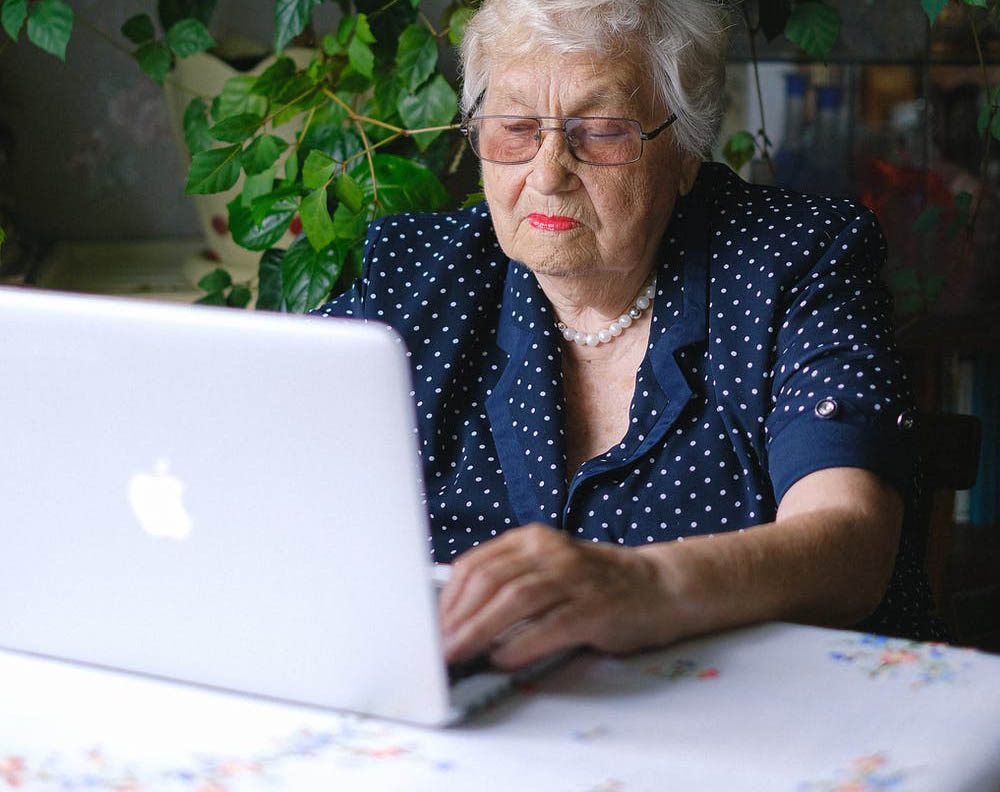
460;0;730;157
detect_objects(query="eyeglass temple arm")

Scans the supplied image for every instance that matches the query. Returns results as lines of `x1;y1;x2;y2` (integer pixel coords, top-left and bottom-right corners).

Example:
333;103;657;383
641;113;678;141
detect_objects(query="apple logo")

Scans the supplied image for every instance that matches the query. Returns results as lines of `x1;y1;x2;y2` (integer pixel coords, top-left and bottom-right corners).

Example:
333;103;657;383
128;458;193;541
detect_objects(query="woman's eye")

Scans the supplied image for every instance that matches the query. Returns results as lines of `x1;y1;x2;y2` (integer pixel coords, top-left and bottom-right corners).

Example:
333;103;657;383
581;123;629;139
503;123;536;135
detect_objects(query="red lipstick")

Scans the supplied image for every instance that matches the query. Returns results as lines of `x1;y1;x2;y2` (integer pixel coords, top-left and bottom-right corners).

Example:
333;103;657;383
528;213;581;232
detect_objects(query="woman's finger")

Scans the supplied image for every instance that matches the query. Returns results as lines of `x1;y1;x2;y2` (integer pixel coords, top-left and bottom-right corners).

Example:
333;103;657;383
443;570;569;662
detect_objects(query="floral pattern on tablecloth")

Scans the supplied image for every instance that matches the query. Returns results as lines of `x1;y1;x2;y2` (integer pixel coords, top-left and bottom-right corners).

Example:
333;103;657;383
0;718;454;790
643;658;720;681
797;752;916;791
828;634;975;688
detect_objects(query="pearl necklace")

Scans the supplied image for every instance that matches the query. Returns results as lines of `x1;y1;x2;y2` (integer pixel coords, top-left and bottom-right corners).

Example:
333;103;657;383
555;277;656;347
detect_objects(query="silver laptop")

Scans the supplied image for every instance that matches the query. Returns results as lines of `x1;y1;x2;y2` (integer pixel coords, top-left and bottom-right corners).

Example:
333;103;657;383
0;285;553;726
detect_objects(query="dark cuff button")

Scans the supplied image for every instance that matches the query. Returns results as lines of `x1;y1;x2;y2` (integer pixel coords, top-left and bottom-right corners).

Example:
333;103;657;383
897;409;916;431
815;398;839;419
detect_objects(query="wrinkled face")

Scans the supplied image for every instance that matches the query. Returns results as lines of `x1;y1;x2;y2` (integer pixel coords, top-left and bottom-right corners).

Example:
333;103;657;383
480;52;702;281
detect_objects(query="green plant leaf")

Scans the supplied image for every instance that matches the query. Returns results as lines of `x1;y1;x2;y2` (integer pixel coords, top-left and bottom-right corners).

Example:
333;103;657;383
227;284;252;307
197;267;232;292
121;13;154;44
251;185;301;224
302;120;362;164
214;75;268;120
209;112;263;143
334;172;364;214
336;14;356;45
372;72;403;124
300;186;336;250
303;149;338;189
186;144;242;194
349;153;448;215
447;5;474;45
166;17;215;57
356;0;416;60
462;190;485;208
355;12;375;43
274;0;322;52
0;225;6;258
136;41;173;84
347;35;374;79
285;150;300;181
921;0;949;23
26;0;73;60
182;97;214;154
332;202;367;240
281;235;344;312
241;168;276;206
252;56;297;98
230;194;297;250
256;248;286;310
2;0;28;41
913;204;943;234
722;130;757;172
271;74;323;126
196;291;227;305
158;0;217;29
322;32;341;55
395;24;437;92
241;135;288;175
397;74;457;151
784;0;840;61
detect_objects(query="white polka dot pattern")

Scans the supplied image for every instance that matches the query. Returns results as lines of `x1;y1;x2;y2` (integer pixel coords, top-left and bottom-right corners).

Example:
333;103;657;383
313;163;941;640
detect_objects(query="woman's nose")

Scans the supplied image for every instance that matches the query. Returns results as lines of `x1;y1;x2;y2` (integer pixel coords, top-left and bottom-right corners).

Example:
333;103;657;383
527;128;579;193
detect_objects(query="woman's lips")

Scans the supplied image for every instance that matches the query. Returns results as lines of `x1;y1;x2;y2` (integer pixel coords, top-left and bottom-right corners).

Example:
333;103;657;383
527;213;581;232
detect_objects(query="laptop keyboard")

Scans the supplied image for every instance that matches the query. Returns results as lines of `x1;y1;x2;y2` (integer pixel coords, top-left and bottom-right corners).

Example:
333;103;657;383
447;652;498;684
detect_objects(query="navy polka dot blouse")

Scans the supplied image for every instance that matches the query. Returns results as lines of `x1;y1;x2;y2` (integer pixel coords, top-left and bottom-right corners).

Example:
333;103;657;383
315;162;941;640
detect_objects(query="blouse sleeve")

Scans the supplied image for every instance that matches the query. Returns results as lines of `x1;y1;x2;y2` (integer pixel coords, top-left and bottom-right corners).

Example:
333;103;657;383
763;206;917;503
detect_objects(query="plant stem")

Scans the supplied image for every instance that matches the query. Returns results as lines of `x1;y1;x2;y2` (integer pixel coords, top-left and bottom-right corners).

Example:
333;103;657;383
368;0;405;22
418;10;441;38
295;105;318;149
742;1;774;177
322;87;405;133
355;118;380;207
341;131;405;168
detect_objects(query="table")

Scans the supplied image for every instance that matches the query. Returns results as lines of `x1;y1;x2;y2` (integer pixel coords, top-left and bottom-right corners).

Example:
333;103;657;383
2;623;998;791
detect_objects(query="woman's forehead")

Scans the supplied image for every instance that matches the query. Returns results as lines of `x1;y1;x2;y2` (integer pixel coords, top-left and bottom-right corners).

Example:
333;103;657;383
485;54;650;113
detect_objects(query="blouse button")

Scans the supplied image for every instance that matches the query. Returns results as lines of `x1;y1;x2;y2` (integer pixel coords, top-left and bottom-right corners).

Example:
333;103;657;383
814;398;839;419
896;410;916;431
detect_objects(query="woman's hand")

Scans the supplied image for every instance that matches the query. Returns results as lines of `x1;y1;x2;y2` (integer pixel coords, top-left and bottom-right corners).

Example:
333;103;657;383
438;523;677;669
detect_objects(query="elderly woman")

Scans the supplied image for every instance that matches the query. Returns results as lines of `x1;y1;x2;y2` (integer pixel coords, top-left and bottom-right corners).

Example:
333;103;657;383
316;0;938;668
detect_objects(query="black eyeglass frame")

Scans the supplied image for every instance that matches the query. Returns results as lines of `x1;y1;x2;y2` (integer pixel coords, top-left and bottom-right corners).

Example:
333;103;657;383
458;112;679;166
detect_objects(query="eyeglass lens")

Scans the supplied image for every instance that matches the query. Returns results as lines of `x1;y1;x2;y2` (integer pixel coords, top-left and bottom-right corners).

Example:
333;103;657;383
468;117;643;165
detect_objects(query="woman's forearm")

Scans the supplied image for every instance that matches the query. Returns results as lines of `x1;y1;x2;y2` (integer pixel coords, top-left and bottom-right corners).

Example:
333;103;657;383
636;467;903;642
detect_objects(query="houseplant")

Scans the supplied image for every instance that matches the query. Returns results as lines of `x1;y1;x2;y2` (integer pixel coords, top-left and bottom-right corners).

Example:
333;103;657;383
1;0;479;309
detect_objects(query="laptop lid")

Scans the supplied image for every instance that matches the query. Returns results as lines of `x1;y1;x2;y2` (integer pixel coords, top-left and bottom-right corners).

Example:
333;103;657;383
0;286;453;726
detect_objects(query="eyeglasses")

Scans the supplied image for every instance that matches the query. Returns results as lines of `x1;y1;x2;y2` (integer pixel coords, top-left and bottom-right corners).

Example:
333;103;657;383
459;113;678;166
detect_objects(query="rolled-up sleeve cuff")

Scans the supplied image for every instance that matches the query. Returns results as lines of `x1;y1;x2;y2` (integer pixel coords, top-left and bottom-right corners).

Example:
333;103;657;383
767;406;913;504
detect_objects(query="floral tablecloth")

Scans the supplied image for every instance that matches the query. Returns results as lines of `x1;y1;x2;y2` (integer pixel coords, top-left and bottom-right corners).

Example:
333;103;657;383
2;623;999;791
